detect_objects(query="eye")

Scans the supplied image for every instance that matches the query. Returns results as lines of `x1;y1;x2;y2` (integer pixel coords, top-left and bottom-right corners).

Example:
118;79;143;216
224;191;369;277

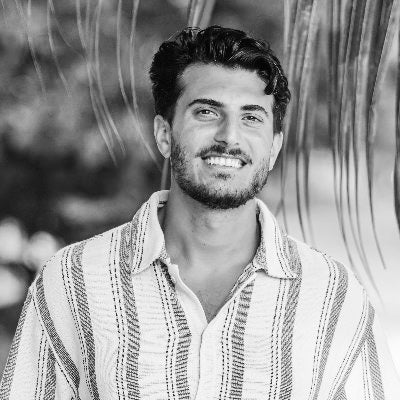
195;108;218;120
243;114;263;124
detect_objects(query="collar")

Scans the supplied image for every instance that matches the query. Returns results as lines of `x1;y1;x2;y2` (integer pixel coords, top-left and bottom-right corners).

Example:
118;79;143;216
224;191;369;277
128;190;298;279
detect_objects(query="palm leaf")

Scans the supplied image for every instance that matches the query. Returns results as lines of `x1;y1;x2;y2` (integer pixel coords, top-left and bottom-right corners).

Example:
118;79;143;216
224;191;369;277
352;0;375;275
46;0;73;97
17;0;160;166
338;0;369;277
128;0;162;169
75;0;87;50
82;0;118;163
365;0;399;270
396;160;400;233
294;0;321;244
12;0;400;287
94;0;126;157
115;0;160;168
187;0;216;27
285;0;399;296
327;0;369;275
281;0;322;242
14;0;46;96
396;25;400;231
323;0;400;296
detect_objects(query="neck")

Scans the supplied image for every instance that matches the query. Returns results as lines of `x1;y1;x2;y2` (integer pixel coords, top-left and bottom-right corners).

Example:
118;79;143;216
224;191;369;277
160;181;260;274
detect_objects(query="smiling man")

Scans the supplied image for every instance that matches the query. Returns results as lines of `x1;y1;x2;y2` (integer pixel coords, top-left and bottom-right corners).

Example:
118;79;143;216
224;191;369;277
1;26;399;400
160;64;280;211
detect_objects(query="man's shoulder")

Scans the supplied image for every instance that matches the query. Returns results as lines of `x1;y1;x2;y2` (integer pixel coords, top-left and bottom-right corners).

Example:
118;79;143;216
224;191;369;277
287;235;363;290
286;234;342;267
286;236;371;321
38;192;161;285
39;221;132;282
25;221;135;340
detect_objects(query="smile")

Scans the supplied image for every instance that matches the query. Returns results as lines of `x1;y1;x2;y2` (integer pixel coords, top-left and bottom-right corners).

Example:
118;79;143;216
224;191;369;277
203;156;244;169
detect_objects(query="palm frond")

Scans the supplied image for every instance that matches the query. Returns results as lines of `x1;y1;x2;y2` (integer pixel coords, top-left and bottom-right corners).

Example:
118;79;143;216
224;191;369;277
128;0;162;169
337;0;370;278
46;1;70;98
187;0;216;28
365;0;399;270
94;0;126;156
12;0;400;289
282;0;322;242
396;27;400;233
115;0;160;169
285;0;400;295
331;0;399;294
75;0;87;50
14;0;46;96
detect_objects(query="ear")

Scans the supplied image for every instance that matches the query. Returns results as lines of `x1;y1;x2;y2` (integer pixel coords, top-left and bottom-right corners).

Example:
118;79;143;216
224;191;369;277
153;115;172;158
268;131;283;171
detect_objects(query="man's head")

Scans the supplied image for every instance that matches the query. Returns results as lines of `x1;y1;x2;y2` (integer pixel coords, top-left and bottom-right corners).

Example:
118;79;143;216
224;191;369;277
149;26;290;209
150;25;290;133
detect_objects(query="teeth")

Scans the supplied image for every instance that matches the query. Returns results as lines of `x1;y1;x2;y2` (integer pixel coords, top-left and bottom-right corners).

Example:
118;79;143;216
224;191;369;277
205;157;242;168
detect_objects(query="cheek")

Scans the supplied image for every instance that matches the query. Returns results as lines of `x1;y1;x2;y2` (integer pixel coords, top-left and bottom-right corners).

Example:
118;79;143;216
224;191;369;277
247;135;273;158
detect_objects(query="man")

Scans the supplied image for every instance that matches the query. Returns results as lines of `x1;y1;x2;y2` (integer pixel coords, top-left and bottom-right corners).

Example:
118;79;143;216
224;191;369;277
1;26;399;400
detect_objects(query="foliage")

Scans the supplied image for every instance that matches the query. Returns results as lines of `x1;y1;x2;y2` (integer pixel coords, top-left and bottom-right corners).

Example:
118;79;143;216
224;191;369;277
0;0;399;294
282;0;400;296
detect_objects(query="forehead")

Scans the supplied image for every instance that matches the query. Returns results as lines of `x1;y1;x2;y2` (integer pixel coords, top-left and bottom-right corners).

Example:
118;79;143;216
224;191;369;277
178;63;274;110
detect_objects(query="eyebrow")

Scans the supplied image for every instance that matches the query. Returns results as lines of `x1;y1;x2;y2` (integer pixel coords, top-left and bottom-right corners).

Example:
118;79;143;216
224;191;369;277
241;104;270;117
187;98;223;108
187;98;270;117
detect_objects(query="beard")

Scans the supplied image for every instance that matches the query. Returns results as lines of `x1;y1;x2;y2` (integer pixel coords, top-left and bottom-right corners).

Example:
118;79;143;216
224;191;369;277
170;137;271;210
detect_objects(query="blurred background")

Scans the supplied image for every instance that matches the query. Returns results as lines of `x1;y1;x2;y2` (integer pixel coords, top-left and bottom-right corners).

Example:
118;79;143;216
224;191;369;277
0;0;399;377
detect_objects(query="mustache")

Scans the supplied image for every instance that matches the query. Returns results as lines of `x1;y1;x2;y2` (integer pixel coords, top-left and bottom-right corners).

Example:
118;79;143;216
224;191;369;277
196;144;252;164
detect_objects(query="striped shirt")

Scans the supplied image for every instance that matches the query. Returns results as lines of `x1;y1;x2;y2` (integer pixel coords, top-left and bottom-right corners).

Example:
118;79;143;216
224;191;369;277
1;190;399;400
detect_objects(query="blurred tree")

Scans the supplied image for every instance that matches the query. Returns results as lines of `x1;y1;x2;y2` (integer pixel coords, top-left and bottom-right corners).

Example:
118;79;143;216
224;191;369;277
1;0;400;375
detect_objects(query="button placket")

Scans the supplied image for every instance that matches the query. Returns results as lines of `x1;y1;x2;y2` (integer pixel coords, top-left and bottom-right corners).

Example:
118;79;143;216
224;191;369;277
169;263;208;331
194;329;217;399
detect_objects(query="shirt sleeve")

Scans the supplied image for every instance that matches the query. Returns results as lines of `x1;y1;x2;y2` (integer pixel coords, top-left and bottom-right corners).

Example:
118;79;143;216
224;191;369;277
0;287;74;400
344;309;400;400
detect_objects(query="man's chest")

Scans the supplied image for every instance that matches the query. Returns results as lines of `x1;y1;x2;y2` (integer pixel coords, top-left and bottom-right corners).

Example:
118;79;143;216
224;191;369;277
73;262;361;399
82;272;351;400
178;265;247;323
192;286;232;322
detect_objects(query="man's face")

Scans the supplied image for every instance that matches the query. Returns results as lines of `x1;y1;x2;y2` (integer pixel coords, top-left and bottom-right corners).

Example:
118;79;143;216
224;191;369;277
157;63;282;209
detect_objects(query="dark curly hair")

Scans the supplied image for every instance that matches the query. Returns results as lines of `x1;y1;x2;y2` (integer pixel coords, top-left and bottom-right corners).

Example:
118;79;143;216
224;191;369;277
149;25;290;133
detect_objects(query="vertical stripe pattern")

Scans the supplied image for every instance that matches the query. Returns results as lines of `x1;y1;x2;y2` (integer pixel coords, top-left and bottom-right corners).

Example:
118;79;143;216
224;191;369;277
1;191;397;399
228;280;254;399
33;330;46;399
130;202;150;273
155;262;191;399
109;231;125;400
0;290;33;400
279;238;303;399
119;224;141;399
43;346;56;400
35;272;80;395
269;279;287;399
329;302;375;400
367;327;385;400
219;297;237;400
71;242;100;400
311;259;349;400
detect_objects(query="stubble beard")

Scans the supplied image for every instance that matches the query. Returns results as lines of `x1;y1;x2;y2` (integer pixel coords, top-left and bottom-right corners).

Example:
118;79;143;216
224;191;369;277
170;137;270;210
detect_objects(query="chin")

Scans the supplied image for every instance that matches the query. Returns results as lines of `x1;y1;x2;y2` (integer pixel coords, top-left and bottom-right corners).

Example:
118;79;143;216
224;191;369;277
180;181;257;210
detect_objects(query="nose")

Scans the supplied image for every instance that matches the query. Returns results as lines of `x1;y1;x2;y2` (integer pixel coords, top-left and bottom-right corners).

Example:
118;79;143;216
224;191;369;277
213;116;240;146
